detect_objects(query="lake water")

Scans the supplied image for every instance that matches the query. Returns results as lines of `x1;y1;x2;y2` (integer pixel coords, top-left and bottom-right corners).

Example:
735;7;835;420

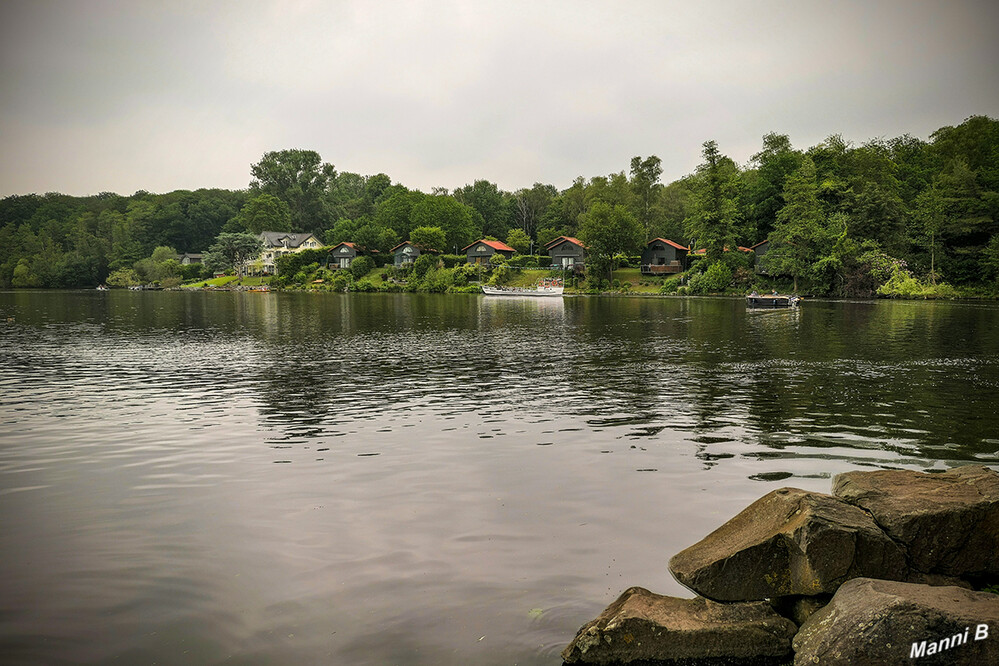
1;291;998;665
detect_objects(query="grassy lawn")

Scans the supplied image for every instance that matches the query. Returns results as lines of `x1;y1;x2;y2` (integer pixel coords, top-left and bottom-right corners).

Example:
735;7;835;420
182;276;272;288
612;267;666;294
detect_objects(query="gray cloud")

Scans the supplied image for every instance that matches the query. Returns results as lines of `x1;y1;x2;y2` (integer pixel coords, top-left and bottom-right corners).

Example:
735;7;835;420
1;0;997;197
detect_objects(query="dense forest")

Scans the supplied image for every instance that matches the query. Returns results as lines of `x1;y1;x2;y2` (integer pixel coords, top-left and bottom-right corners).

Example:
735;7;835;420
2;115;997;296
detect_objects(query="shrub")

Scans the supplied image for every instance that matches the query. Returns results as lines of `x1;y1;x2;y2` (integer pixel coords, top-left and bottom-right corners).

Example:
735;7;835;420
660;276;683;294
351;278;377;292
508;255;541;268
688;262;732;294
350;255;375;280
440;254;464;269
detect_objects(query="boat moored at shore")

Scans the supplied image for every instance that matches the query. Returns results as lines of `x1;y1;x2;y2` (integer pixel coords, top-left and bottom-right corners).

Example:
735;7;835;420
481;277;564;297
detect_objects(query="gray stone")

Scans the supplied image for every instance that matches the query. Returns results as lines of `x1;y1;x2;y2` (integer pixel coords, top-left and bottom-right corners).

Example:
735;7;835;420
668;488;907;601
832;465;999;578
561;586;797;665
792;577;999;665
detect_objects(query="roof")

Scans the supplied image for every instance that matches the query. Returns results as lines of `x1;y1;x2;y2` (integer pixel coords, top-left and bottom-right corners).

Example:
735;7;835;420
692;246;754;254
461;239;516;253
259;231;320;249
646;238;689;251
391;241;440;253
749;240;769;249
327;242;357;251
544;235;587;250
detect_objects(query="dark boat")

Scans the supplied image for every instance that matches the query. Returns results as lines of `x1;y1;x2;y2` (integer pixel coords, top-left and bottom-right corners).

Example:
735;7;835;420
747;293;800;308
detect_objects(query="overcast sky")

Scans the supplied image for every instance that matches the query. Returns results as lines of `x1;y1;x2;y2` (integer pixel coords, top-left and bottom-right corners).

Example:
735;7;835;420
1;0;997;198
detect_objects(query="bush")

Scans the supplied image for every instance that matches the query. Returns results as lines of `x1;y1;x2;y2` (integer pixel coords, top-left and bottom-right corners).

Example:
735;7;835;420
413;253;438;278
660;276;683;294
876;267;959;299
330;272;351;292
508;255;541;268
350;255;375;280
351;278;378;292
488;264;512;285
441;254;464;269
688;262;732;294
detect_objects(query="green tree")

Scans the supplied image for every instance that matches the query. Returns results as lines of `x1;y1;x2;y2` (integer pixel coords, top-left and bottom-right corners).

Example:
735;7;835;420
767;157;827;292
409;226;447;252
513;183;557;238
350;254;375;280
629;155;663;240
249;149;336;234
579;201;643;280
202;233;263;274
410;196;480;252
234;194;293;234
686;140;740;264
453;180;514;240
505;228;530;254
745;133;803;243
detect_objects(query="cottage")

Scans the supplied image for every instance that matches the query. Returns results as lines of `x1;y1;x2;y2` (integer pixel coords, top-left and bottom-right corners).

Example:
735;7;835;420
463;239;516;265
328;242;358;269
253;231;324;275
750;240;770;274
641;239;688;275
392;241;429;267
177;253;203;265
545;236;587;271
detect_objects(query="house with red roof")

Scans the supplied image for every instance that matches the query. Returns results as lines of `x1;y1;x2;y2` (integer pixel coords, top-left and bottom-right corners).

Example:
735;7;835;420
463;239;516;265
545;236;587;271
328;242;359;269
641;238;689;275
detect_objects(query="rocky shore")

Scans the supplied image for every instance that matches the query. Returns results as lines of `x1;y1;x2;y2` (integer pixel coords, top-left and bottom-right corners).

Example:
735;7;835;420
561;465;999;665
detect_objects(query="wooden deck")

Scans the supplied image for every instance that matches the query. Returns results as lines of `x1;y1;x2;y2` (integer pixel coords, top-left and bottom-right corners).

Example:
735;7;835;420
641;263;682;275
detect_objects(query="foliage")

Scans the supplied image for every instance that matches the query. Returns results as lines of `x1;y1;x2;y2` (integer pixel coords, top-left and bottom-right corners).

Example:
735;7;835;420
412;252;438;278
505;228;531;254
274;247;327;277
876;266;959;299
409;226;448;253
106;267;141;287
687;261;733;293
686;140;740;263
233;194;293;234
249;149;335;234
349;255;375;280
202;233;263;274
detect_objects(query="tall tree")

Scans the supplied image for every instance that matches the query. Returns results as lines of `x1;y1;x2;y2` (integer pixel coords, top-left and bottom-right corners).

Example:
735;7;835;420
201;233;263;275
686;140;740;264
767;157;827;291
629;155;663;240
234;194;293;234
249;149;336;234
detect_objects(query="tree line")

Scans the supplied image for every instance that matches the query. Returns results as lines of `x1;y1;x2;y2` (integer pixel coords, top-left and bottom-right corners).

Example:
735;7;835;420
1;115;996;295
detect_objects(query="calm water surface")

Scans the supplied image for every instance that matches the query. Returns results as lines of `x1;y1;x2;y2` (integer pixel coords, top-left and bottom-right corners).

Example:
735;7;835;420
1;291;998;665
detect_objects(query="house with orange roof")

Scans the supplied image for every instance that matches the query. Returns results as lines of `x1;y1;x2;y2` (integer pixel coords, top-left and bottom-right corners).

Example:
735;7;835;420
328;242;359;269
641;238;688;275
463;239;516;265
545;236;587;271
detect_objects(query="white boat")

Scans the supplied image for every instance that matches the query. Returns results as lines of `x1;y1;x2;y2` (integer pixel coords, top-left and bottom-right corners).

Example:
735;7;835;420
481;277;564;297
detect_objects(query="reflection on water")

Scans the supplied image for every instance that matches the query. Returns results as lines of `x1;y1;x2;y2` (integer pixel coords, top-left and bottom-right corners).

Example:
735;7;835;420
1;291;998;664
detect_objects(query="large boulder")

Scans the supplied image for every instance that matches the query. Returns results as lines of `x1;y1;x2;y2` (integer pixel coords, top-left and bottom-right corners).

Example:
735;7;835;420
668;488;907;601
561;586;797;665
792;577;999;665
832;465;999;578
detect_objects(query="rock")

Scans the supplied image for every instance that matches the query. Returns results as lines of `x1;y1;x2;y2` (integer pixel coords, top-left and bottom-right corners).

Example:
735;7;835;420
832;465;999;578
769;595;832;626
668;488;907;601
792;577;999;665
561;586;796;665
